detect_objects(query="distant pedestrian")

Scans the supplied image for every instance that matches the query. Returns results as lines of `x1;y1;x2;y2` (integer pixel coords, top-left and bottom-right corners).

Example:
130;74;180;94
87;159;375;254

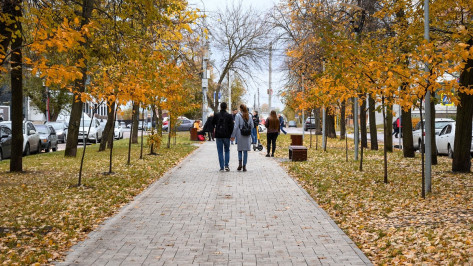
251;110;259;144
211;102;234;171
231;104;254;171
266;111;280;157
393;117;400;138
203;114;215;141
231;109;238;145
278;114;287;135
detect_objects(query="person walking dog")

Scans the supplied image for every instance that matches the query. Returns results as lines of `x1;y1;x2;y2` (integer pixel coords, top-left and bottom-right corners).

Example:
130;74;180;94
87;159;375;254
231;104;254;172
266;110;281;157
211;102;234;172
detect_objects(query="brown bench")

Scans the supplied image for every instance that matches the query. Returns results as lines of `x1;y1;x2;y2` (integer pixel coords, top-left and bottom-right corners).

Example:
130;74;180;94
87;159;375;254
289;145;308;161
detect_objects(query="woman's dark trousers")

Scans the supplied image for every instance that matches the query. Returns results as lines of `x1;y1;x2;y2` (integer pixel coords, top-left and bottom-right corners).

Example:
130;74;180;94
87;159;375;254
266;132;278;155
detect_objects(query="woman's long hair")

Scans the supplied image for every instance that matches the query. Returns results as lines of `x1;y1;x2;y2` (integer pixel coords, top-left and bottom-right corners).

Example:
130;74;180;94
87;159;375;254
240;104;249;121
268;110;279;130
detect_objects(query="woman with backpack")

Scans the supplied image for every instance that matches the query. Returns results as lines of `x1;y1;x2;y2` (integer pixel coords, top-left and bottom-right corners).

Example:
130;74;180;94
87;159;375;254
231;104;254;171
265;110;280;157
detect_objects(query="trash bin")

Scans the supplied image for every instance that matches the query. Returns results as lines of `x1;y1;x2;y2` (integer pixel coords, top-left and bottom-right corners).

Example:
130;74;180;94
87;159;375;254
190;128;198;141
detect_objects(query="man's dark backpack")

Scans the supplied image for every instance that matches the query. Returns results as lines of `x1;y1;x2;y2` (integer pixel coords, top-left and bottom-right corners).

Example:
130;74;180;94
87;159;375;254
240;118;251;136
216;115;230;136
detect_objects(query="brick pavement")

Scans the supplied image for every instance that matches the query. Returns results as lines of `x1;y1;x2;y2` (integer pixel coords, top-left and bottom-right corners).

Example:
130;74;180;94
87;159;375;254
57;141;371;265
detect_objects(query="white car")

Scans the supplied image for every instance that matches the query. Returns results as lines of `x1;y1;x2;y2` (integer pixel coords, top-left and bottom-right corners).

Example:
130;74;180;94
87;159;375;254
78;118;103;143
0;121;41;155
114;121;124;139
412;118;455;150
436;122;473;158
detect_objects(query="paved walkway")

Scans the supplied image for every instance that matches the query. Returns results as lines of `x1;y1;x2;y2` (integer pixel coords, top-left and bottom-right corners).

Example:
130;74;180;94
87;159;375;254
57;142;371;265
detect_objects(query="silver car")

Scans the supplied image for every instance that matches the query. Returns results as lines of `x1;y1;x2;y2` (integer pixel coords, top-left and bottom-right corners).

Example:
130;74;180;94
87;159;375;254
35;124;58;152
0;121;41;155
45;121;68;143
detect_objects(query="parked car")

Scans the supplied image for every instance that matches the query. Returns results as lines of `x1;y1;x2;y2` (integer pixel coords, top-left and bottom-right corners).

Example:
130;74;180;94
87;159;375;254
177;118;194;131
0;124;12;161
436;122;473;158
303;117;317;131
114;121;124;139
288;120;297;128
413;118;455;151
0;121;41;155
35;124;58;152
78;118;103;143
45;121;68;143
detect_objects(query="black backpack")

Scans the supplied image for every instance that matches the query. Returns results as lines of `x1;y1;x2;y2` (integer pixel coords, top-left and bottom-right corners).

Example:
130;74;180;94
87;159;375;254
216;114;230;136
240;118;251;136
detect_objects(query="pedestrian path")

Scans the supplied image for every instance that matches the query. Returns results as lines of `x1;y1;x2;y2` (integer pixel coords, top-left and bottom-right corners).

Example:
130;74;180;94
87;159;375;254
57;142;371;265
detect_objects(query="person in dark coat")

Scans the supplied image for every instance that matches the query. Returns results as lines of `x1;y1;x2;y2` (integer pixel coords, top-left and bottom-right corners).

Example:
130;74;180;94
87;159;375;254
202;114;214;141
211;102;234;171
266;111;281;157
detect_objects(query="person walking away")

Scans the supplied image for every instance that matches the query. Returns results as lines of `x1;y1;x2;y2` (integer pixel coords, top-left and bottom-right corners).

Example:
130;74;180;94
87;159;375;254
211;102;234;171
392;117;400;138
231;104;254;171
266;111;280;157
231;109;238;145
397;116;402;138
278;114;287;135
203;114;214;141
251;110;259;144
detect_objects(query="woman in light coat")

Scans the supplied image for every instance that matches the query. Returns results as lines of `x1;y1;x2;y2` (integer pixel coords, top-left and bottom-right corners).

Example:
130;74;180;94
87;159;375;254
231;104;254;171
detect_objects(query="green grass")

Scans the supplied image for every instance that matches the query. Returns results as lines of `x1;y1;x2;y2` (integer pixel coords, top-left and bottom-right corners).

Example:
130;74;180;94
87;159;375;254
0;133;197;264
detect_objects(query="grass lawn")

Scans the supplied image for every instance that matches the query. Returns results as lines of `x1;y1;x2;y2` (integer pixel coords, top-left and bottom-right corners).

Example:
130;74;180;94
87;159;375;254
0;133;197;264
263;133;473;265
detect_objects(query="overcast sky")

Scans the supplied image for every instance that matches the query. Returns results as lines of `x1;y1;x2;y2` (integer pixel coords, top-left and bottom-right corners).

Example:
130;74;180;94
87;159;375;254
188;0;286;111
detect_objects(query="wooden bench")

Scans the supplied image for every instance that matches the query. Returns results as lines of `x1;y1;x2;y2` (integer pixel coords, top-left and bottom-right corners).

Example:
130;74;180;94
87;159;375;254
289;145;308;161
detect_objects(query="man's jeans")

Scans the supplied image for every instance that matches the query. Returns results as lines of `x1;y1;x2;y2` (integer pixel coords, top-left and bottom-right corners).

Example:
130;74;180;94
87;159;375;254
251;127;257;144
216;138;230;170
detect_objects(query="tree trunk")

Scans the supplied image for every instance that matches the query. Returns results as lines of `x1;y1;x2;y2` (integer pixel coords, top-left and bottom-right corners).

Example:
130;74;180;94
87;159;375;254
99;101;115;151
368;95;378;150
326;108;336;138
9;0;23;172
157;104;163;137
131;103;139;144
64;0;94;157
386;102;393;152
314;107;322;135
452;39;473;172
340;101;346;140
401;108;415;157
360;96;368;148
430;94;438;165
382;96;388;183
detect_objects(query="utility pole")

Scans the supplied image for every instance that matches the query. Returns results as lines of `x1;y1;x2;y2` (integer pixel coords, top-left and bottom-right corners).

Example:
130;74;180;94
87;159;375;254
302;73;305;141
228;70;231;112
424;0;432;194
268;42;272;111
202;41;209;125
322;60;326;151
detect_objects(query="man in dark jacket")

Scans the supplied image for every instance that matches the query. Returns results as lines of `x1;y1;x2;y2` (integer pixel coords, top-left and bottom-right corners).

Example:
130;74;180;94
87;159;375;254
211;102;234;171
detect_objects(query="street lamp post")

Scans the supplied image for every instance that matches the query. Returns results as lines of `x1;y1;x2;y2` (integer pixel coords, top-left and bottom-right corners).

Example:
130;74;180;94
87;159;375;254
424;0;432;194
202;41;209;125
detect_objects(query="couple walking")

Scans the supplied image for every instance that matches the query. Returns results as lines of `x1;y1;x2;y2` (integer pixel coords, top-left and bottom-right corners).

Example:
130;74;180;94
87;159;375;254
211;102;254;172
